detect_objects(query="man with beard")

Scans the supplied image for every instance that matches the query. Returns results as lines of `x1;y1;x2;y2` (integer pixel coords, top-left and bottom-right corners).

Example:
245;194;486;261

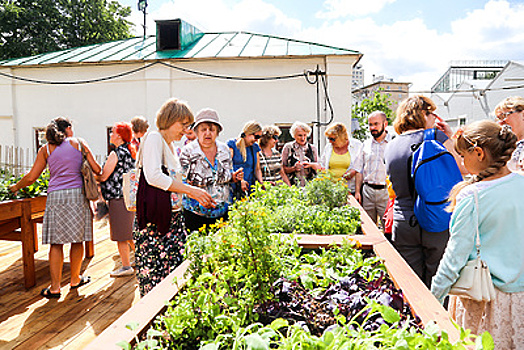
354;111;392;228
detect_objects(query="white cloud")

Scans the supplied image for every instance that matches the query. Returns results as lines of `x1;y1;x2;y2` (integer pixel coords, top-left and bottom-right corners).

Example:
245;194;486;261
299;0;524;90
129;0;301;37
126;0;524;91
317;0;397;19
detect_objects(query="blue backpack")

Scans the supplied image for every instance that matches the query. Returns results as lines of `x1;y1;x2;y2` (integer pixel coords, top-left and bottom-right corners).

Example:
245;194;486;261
409;128;462;232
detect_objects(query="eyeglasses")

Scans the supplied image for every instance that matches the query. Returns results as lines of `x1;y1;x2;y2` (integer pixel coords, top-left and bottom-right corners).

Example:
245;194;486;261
496;110;518;122
328;137;336;142
253;134;261;140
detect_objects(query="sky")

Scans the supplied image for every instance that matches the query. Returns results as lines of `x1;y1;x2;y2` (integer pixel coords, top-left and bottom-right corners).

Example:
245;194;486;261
118;0;524;91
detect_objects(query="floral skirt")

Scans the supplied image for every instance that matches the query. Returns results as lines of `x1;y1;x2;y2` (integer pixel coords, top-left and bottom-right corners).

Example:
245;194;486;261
449;288;524;349
133;211;187;297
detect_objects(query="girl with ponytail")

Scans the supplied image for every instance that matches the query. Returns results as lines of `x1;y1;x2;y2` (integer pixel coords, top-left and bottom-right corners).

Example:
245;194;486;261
97;122;136;277
431;120;524;349
227;120;263;198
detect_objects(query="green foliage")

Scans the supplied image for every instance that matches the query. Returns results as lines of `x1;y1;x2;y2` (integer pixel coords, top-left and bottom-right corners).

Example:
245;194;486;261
119;174;488;350
0;169;49;201
248;173;361;236
304;171;349;210
0;0;133;61
352;89;394;141
127;231;485;349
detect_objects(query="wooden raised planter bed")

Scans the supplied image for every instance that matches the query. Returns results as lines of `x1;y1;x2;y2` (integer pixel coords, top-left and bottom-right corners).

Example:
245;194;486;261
87;196;459;350
0;196;94;288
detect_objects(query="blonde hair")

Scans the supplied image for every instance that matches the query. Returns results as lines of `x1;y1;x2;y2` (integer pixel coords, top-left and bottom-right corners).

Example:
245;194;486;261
236;120;262;161
494;96;524;117
448;120;517;211
259;125;281;148
325;122;348;142
290;121;312;139
394;95;435;134
155;98;194;130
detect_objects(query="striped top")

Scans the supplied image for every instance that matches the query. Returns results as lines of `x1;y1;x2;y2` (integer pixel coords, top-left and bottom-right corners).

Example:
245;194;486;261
259;148;283;183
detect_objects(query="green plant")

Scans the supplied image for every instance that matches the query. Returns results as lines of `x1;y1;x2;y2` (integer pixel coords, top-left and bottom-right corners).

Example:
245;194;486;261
352;89;394;141
0;169;49;202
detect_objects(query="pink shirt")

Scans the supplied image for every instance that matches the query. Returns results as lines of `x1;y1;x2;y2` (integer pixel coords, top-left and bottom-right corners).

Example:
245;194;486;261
47;139;83;192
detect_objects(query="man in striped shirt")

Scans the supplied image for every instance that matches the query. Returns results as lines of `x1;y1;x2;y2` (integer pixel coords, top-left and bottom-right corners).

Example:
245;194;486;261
354;111;393;229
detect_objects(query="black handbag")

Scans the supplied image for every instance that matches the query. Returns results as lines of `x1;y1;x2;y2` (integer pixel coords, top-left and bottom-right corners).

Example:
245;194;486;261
136;165;172;234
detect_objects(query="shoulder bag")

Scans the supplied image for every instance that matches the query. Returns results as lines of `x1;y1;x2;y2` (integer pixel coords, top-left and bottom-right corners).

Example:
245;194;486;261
449;187;496;302
79;140;99;201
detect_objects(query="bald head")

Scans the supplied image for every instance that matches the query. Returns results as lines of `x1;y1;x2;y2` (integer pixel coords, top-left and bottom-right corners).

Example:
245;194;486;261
368;111;388;140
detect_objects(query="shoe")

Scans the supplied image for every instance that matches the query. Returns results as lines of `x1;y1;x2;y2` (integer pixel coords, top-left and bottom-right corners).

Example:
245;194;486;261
110;267;135;277
41;287;61;299
71;275;91;289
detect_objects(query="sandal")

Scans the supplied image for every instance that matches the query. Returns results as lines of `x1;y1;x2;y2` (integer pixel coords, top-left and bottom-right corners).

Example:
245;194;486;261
71;275;91;289
41;287;61;299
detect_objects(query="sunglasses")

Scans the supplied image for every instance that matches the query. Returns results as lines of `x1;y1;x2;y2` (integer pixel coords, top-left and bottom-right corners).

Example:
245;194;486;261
271;135;279;141
496;110;518;122
253;134;262;140
328;137;336;142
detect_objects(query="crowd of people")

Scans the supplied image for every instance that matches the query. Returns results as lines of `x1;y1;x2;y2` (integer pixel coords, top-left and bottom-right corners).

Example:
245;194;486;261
8;95;524;348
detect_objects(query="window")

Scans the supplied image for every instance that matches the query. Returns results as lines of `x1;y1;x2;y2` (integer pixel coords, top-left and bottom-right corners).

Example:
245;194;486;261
106;126;114;155
34;128;46;152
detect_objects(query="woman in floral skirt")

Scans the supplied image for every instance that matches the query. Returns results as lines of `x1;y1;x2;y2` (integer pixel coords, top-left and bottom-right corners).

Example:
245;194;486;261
134;98;214;296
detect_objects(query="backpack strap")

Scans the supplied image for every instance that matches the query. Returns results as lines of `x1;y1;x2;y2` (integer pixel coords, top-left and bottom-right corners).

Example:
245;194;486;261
423;127;437;141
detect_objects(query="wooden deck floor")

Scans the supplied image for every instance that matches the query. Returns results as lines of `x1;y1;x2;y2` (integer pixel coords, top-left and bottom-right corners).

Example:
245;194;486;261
0;219;140;350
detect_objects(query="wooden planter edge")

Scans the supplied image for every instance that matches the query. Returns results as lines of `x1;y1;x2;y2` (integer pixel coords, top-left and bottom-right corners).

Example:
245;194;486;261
86;198;459;350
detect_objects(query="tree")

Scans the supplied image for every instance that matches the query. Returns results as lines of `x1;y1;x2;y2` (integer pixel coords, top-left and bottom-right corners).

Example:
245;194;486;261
351;90;394;141
0;0;133;61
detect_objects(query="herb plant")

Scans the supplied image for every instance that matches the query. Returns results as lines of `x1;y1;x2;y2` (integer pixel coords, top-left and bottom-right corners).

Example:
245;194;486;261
0;169;49;201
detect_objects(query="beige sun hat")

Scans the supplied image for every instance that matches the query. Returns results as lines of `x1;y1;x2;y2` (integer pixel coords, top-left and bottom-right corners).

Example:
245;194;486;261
192;108;223;132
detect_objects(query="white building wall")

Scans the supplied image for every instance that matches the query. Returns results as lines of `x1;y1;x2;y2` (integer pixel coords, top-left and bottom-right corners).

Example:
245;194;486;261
1;55;357;157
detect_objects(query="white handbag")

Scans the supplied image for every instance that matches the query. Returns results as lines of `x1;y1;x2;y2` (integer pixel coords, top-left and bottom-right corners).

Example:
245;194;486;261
122;169;139;212
449;188;496;302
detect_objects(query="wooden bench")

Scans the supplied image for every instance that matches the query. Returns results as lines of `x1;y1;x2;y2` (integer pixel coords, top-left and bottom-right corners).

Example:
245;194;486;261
0;196;94;289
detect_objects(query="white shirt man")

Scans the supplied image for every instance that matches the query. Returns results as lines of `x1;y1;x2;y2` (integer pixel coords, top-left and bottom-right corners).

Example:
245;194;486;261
353;111;392;228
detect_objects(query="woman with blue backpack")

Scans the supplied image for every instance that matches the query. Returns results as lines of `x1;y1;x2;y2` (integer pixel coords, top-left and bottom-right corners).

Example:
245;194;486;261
384;95;464;288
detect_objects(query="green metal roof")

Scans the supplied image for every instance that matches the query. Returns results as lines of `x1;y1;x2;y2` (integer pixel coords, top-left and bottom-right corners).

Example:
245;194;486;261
0;32;361;67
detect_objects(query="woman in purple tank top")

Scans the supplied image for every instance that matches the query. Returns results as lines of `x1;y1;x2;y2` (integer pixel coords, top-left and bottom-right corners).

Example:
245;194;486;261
10;117;101;299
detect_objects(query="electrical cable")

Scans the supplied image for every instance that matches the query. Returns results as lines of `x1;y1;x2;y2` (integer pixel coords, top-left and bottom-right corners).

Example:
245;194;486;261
158;61;306;81
0;62;159;85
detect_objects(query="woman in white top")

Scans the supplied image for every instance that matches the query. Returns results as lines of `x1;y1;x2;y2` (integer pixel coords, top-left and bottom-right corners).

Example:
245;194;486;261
134;98;214;296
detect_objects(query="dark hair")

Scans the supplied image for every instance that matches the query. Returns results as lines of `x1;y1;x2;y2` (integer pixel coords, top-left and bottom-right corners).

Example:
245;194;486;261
130;116;149;134
46;117;71;145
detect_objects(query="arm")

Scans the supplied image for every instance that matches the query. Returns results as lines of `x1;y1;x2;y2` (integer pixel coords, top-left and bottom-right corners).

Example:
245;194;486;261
95;151;117;182
78;139;102;174
141;133;175;191
305;144;322;170
431;198;477;303
9;146;48;193
281;145;297;174
280;166;291;186
166;177;215;208
354;172;363;203
255;156;263;184
435;120;467;175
